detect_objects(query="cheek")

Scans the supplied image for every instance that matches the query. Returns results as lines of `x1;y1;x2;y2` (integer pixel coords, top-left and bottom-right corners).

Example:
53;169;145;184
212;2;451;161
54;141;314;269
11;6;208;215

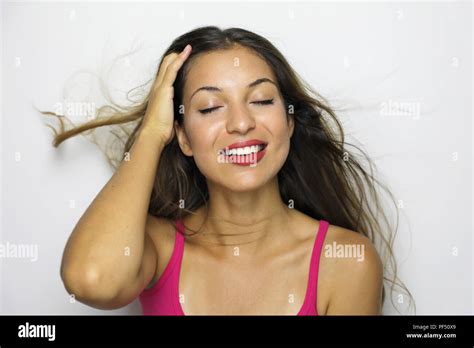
266;114;292;161
185;119;220;167
265;110;291;143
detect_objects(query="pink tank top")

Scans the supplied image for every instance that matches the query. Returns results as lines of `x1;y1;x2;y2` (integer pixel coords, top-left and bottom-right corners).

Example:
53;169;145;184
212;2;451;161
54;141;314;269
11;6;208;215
139;218;330;315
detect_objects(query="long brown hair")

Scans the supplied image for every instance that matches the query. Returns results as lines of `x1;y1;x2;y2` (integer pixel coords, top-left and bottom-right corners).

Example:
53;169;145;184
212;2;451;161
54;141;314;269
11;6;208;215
40;26;415;314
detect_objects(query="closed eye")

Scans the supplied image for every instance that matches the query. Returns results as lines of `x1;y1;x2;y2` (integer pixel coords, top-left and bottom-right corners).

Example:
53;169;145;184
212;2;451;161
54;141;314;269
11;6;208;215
198;106;222;114
252;99;274;105
198;99;274;115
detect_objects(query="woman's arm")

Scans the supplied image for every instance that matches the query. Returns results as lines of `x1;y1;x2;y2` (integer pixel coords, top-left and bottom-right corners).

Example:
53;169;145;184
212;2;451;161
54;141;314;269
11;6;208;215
60;130;166;309
60;46;192;310
325;231;384;315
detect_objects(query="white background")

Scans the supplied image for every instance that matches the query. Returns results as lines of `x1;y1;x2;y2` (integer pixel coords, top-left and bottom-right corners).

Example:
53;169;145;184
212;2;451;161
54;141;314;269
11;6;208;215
1;0;472;315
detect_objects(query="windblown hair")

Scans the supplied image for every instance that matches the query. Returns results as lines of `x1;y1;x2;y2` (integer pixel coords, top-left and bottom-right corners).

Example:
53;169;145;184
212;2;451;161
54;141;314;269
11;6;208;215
40;26;415;314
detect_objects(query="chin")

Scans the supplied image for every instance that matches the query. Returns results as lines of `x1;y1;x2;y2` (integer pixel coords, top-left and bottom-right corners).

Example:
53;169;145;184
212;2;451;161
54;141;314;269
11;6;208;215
221;170;276;192
226;181;263;193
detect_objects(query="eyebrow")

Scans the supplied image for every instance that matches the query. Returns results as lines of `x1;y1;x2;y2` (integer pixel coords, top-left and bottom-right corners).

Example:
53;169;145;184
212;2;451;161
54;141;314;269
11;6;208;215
188;77;277;103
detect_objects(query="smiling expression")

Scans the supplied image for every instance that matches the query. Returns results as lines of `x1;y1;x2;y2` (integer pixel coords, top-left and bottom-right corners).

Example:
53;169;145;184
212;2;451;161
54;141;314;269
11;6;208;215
175;44;294;192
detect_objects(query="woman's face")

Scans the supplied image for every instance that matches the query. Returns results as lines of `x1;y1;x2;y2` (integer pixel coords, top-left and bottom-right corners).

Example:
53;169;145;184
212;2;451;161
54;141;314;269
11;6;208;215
176;45;294;192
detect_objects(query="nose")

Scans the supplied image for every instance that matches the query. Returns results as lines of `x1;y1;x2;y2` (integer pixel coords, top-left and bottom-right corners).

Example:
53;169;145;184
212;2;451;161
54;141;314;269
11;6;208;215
225;103;256;134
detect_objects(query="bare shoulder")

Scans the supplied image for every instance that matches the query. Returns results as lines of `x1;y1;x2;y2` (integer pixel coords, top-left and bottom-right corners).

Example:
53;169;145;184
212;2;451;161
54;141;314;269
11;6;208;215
323;223;384;315
291;210;382;278
289;209;381;270
289;211;383;314
324;223;379;255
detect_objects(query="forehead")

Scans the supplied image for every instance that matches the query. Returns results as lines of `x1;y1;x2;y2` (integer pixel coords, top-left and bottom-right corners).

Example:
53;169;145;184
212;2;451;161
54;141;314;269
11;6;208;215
183;46;276;95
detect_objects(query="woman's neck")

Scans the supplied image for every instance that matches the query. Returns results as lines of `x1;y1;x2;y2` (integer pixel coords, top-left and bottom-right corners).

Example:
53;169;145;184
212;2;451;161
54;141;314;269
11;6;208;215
186;178;293;258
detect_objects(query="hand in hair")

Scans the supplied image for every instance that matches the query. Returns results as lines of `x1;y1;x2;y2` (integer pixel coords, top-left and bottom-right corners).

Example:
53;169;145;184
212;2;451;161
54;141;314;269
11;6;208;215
140;44;192;146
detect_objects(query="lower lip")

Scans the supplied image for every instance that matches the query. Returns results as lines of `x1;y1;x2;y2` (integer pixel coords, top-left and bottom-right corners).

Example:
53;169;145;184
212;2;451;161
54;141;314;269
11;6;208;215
224;146;267;166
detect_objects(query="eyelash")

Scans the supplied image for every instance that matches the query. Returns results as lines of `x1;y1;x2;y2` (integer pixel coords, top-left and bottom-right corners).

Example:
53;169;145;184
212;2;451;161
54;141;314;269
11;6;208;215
198;99;274;115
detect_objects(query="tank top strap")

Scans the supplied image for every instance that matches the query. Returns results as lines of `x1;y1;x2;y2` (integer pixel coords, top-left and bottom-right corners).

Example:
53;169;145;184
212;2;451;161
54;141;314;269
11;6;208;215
139;217;185;299
170;218;186;314
173;217;186;259
306;219;330;309
155;217;185;288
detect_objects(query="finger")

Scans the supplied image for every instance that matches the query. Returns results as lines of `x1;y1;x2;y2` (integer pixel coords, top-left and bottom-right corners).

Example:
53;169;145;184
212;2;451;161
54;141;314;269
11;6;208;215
162;44;192;87
155;46;188;88
155;53;179;88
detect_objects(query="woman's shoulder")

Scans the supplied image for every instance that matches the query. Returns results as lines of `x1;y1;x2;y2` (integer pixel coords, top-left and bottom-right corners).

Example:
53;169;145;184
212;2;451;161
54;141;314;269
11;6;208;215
318;220;384;314
292;209;378;254
293;210;383;292
325;222;376;251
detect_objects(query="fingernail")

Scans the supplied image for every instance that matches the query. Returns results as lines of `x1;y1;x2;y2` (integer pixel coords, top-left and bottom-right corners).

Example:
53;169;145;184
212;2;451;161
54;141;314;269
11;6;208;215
183;44;191;53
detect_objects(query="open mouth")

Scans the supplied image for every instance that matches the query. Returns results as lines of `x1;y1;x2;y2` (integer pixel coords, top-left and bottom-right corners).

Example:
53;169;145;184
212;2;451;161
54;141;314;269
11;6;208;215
223;143;267;156
217;143;268;167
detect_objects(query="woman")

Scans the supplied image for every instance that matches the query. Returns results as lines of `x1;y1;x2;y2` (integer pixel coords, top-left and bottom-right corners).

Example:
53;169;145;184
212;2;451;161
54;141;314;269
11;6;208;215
49;26;413;315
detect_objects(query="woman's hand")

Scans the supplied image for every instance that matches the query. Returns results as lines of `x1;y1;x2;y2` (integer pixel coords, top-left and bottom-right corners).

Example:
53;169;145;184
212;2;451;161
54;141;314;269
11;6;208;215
140;44;192;146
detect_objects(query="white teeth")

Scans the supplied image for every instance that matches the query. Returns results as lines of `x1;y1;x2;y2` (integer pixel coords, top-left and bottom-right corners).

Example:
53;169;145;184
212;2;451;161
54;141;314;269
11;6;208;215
225;144;263;156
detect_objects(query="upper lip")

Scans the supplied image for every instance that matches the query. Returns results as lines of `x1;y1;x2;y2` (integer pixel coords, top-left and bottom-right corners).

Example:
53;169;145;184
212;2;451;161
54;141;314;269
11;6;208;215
222;139;267;151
